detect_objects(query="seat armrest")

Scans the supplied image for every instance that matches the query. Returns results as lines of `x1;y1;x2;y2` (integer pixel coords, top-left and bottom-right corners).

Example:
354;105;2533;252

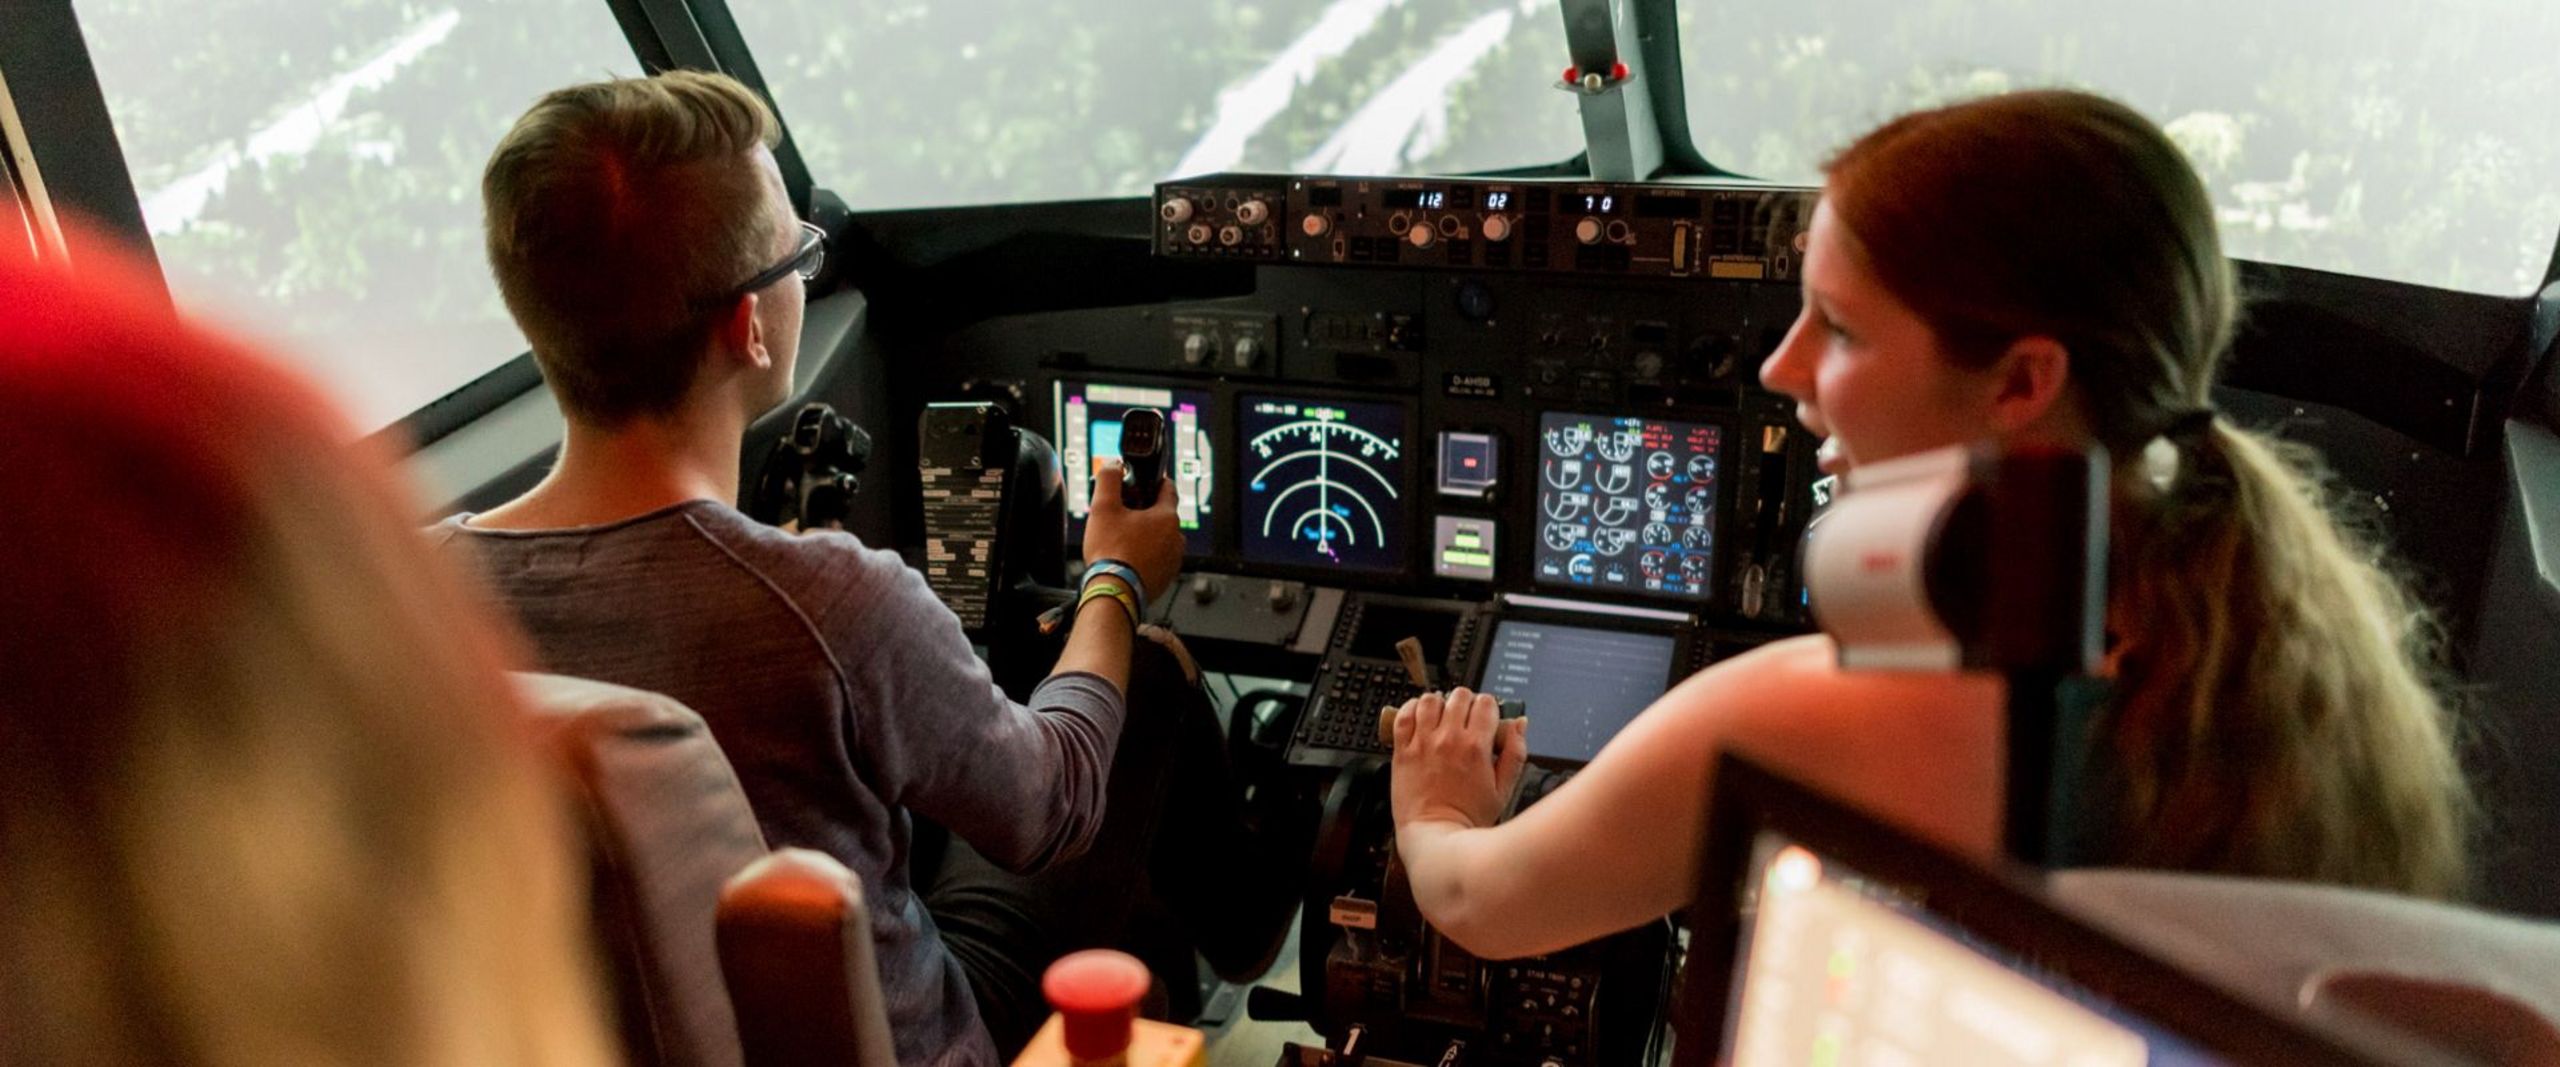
716;848;898;1067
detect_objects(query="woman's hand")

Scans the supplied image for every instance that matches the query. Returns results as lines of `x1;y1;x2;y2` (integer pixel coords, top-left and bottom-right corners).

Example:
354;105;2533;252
1390;687;1529;832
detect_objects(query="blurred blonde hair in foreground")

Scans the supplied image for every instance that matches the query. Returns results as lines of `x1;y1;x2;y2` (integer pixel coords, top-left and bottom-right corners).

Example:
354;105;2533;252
0;229;617;1066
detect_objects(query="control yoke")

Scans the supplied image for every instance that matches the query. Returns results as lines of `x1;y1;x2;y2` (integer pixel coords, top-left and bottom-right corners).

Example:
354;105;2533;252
748;403;873;531
1118;407;1167;510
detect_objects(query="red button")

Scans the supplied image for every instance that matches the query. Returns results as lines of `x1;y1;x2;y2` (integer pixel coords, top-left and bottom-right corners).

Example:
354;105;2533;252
1043;949;1151;1061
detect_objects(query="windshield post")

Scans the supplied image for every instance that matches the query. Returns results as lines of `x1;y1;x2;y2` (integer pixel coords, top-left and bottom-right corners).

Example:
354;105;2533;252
1559;0;1665;180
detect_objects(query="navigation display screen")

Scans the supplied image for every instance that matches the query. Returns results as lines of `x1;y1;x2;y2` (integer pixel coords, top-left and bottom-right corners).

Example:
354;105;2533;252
1476;620;1675;763
1239;394;1408;573
1535;412;1722;601
1055;381;1213;554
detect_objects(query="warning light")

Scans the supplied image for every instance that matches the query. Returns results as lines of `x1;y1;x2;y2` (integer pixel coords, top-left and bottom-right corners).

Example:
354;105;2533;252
1437;430;1500;498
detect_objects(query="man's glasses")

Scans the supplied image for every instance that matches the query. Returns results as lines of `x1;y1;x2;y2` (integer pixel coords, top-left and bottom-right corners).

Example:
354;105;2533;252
706;219;825;307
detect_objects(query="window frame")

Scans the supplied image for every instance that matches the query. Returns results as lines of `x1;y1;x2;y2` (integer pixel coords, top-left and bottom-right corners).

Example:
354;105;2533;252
0;3;166;297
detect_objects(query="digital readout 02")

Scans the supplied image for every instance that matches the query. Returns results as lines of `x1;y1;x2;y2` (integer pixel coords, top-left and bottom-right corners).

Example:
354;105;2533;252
1486;191;1513;211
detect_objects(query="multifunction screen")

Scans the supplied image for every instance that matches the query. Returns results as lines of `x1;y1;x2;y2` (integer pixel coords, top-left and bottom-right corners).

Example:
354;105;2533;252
1536;412;1722;600
1240;394;1408;573
1477;620;1676;764
1055;381;1214;554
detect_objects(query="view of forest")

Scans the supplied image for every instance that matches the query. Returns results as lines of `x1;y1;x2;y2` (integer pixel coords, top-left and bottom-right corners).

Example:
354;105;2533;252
72;0;2560;429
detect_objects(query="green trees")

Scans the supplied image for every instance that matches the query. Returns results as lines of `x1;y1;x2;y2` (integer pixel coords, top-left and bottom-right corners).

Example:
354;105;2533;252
72;0;2560;425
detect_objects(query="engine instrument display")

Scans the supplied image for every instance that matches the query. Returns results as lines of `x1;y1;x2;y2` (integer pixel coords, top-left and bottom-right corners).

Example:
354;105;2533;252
1536;412;1723;600
1241;394;1409;573
1056;381;1214;554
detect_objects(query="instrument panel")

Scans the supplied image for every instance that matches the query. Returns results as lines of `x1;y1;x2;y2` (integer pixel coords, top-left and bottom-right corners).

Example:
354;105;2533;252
901;172;1827;635
890;171;1834;1067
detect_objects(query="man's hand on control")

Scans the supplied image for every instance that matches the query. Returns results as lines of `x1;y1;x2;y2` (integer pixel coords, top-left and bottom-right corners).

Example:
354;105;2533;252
1083;459;1184;603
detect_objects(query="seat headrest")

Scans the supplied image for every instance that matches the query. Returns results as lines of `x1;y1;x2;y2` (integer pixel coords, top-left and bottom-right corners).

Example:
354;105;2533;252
516;672;768;1067
2051;869;2560;1058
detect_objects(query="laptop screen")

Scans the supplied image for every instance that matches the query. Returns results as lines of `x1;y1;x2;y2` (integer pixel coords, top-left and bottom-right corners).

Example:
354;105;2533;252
1724;829;2210;1066
1679;756;2415;1067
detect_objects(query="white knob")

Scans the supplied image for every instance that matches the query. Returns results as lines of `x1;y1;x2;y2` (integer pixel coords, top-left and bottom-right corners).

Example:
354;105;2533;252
1160;197;1194;224
1181;334;1211;366
1186;222;1213;244
1481;214;1513;242
1575;217;1604;245
1218;225;1244;246
1301;213;1332;238
1236;199;1269;226
1232;336;1261;368
1408;224;1437;249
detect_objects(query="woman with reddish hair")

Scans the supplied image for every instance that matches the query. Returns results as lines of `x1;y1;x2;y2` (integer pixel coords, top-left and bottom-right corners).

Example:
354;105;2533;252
1388;90;2473;959
0;245;616;1066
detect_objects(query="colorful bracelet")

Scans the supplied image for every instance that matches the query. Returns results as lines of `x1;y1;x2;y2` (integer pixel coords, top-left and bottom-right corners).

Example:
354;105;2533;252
1081;559;1148;621
1076;579;1140;628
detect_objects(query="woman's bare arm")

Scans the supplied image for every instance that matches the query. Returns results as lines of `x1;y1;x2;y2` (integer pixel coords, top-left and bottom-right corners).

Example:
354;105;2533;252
1391;635;2006;960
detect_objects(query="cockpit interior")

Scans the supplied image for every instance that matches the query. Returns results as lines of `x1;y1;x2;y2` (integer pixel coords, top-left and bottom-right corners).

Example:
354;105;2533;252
7;0;2559;1063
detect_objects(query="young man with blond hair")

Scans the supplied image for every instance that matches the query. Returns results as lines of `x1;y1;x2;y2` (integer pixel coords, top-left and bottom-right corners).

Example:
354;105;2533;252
432;72;1277;1067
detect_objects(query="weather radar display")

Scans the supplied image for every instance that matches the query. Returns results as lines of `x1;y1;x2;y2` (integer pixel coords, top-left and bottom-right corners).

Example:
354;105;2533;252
1240;395;1408;572
1537;412;1722;600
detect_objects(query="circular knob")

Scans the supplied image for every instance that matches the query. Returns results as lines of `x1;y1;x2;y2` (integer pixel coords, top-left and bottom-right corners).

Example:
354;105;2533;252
1217;225;1244;247
1043;950;1150;1064
1408;224;1437;250
1633;350;1664;380
1185;222;1213;245
1387;212;1413;236
1191;575;1219;604
1181;333;1211;366
1606;219;1632;243
1481;214;1513;242
1235;199;1269;226
1268;581;1299;612
1575;217;1604;245
1301;212;1332;238
1232;336;1261;368
1159;197;1194;224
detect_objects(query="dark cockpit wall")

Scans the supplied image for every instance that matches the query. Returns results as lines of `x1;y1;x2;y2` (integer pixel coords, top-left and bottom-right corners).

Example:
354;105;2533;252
11;0;2560;1018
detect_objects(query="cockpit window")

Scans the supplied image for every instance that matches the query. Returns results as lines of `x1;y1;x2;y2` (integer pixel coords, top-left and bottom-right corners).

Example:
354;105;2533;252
77;0;643;431
731;0;1584;210
1678;0;2560;295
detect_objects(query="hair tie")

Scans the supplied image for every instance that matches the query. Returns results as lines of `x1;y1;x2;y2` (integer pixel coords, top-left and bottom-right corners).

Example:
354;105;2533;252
2160;407;2218;442
2141;407;2218;494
